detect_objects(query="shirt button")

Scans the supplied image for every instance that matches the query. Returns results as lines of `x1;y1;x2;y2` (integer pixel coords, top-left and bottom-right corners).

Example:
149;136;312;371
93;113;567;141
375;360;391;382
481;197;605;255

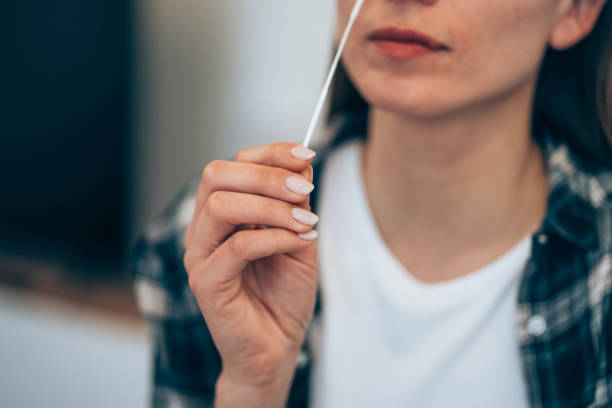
526;314;547;337
537;233;548;245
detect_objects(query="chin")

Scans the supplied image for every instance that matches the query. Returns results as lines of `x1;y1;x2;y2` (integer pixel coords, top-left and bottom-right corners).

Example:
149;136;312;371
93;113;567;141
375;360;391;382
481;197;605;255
363;86;456;118
353;72;459;118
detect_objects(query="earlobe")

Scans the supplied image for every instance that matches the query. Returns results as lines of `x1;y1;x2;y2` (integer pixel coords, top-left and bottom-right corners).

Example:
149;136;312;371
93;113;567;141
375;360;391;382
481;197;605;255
549;18;582;51
549;0;607;51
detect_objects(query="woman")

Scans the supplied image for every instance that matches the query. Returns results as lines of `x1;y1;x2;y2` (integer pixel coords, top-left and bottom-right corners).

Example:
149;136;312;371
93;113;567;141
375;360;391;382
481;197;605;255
132;0;612;407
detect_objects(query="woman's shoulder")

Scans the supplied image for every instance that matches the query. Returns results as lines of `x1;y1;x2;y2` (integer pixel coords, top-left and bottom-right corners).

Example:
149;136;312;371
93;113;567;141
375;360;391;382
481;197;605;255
539;122;612;257
130;174;223;401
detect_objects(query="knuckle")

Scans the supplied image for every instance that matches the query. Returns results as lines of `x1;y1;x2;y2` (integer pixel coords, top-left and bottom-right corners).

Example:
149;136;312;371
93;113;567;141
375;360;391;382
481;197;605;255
202;160;225;184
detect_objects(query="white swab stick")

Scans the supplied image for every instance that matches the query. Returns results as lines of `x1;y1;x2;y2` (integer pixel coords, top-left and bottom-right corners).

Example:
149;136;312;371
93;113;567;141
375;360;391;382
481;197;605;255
302;0;365;148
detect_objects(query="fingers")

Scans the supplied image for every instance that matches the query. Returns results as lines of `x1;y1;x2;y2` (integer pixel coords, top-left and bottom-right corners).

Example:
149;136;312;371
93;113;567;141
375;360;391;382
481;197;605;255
200;161;314;204
191;142;315;230
188;160;314;241
234;142;316;173
184;141;318;260
188;227;315;297
188;191;318;261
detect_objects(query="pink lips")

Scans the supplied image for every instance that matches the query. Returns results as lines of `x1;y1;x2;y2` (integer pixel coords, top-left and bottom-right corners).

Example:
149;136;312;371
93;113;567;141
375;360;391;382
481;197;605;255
368;27;450;59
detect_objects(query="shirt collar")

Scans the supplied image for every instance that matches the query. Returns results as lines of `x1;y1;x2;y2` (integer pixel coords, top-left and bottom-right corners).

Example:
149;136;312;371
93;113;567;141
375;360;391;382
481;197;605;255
537;122;604;250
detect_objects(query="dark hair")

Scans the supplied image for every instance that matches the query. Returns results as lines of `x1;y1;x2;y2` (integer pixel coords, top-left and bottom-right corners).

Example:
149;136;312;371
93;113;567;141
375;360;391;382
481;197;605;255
327;2;612;162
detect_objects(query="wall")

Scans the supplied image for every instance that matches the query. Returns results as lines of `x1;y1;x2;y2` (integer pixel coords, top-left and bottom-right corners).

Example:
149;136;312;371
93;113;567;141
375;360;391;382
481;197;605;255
0;288;149;408
130;0;336;244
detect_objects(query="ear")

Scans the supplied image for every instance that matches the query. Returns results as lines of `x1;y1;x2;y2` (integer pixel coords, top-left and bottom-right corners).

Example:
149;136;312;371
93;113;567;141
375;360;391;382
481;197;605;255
549;0;607;50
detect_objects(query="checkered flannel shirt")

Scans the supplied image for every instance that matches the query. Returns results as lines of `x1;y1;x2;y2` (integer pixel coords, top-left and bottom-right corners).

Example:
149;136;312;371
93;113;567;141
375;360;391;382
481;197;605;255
132;120;612;407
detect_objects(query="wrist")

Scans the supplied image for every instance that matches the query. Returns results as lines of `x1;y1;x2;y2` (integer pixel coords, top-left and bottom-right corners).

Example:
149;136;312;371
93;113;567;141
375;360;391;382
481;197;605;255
215;368;297;408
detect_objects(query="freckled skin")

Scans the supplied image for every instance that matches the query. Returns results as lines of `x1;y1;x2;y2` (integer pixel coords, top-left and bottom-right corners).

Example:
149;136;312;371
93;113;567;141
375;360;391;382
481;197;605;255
335;0;562;117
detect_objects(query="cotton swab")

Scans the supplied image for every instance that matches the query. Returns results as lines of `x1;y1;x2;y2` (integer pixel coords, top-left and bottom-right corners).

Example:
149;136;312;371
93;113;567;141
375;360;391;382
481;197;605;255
302;0;365;148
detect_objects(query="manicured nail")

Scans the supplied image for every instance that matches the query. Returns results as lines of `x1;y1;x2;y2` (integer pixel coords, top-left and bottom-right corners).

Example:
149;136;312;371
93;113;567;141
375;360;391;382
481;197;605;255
292;208;319;226
286;176;314;195
298;230;318;240
291;146;316;160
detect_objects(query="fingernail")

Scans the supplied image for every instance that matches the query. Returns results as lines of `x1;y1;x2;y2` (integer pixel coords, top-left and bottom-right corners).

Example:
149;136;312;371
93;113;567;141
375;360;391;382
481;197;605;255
298;230;318;240
291;146;316;160
292;208;319;226
286;176;314;195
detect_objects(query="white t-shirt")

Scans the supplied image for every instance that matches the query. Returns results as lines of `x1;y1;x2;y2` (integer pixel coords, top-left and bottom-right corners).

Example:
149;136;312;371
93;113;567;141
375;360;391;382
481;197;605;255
309;139;531;408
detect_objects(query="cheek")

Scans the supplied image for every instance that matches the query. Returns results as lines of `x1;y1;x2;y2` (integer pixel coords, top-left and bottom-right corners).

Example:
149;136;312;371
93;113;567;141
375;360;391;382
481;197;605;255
454;1;553;81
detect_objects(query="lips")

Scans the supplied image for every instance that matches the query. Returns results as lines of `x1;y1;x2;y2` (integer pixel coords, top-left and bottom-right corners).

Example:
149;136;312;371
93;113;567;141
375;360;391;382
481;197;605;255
368;27;449;51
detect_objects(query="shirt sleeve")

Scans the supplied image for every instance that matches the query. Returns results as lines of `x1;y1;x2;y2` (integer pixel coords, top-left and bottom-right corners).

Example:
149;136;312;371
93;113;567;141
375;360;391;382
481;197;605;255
597;252;612;407
131;176;222;407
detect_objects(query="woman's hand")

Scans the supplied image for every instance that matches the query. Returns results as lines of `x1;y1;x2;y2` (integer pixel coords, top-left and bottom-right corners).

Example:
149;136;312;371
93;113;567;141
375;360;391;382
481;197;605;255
183;142;319;405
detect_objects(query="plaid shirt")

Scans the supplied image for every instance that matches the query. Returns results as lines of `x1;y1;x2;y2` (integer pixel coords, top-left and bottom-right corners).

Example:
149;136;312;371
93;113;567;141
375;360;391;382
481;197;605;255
132;119;612;408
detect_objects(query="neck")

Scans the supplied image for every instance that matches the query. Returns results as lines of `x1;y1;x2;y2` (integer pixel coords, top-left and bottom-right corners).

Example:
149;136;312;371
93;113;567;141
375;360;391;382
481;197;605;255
362;79;548;283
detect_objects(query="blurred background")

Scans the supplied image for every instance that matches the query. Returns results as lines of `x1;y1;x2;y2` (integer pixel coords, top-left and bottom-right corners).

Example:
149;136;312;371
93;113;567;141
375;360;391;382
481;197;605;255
2;1;334;406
